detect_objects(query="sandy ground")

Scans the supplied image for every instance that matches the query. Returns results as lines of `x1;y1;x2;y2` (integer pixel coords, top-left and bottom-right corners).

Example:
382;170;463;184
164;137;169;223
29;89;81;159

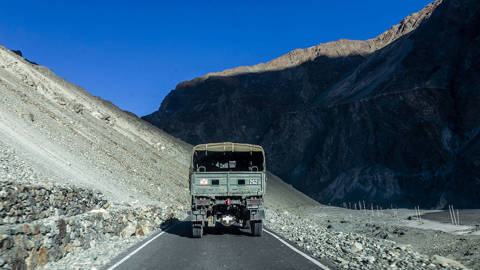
300;206;480;269
422;210;480;227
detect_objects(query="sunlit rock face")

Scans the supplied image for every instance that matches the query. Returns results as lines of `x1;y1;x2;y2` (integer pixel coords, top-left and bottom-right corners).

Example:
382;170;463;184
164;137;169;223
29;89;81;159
144;0;480;208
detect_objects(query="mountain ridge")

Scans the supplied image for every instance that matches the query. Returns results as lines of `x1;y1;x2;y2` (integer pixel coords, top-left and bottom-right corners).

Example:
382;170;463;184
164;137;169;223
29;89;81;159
178;0;441;88
144;0;480;208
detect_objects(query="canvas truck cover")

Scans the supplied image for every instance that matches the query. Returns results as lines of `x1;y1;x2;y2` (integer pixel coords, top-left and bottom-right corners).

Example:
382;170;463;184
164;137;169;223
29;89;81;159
191;142;266;172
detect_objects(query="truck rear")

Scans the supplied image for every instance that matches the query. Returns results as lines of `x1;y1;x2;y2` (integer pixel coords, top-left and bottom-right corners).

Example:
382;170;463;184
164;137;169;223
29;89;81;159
189;142;266;238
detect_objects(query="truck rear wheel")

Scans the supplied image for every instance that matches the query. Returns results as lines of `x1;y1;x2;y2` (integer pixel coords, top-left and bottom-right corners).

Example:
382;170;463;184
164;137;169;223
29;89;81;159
250;221;263;236
192;223;203;238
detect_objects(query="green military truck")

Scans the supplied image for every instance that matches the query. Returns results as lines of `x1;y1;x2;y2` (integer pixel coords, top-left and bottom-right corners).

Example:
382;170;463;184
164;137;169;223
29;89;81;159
189;142;266;238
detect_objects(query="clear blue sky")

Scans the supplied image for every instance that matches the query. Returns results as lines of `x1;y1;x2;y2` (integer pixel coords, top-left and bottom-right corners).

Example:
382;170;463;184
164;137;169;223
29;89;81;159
0;0;433;116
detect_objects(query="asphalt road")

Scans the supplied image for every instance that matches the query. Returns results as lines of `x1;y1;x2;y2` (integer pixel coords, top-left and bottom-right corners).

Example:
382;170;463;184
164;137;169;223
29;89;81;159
104;221;333;270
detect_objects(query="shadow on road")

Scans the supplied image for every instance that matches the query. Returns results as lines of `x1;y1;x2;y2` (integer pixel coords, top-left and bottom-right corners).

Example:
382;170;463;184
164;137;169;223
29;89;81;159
164;221;191;238
165;221;253;238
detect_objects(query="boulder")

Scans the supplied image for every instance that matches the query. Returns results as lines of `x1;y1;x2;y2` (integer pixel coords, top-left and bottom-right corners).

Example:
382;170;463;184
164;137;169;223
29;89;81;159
120;223;136;238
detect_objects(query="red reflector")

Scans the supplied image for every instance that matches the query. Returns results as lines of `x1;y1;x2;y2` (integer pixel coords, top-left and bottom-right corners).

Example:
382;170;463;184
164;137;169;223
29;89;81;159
226;198;231;206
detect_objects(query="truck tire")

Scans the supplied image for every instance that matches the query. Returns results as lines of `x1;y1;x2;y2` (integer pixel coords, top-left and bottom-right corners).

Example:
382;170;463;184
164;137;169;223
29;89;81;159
192;224;203;238
250;221;263;236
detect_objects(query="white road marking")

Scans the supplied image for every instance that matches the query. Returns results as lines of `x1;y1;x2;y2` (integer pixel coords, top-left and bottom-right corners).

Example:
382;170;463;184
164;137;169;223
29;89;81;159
106;225;174;270
263;229;331;270
107;223;330;270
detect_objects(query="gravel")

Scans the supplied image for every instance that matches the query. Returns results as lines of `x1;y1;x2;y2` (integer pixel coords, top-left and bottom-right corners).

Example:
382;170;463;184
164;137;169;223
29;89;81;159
40;234;145;270
265;208;469;269
0;140;43;186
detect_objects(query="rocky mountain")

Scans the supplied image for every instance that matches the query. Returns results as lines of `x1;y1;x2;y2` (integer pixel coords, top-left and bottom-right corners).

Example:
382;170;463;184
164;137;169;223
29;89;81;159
143;0;480;208
1;7;477;268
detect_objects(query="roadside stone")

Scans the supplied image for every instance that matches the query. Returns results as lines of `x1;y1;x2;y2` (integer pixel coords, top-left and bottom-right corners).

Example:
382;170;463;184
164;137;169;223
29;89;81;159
26;249;38;269
1;235;12;250
121;223;136;238
32;225;40;235
0;181;107;225
135;224;144;236
363;255;375;263
38;246;49;265
23;224;31;234
351;242;363;253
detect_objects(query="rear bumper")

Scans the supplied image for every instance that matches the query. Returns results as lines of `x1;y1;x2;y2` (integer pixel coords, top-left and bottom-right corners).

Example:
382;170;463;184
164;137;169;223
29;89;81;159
188;208;265;222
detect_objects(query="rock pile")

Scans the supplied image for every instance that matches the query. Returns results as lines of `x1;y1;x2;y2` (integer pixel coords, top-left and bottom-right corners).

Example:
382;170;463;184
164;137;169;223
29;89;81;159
0;181;107;225
264;209;468;269
0;181;178;270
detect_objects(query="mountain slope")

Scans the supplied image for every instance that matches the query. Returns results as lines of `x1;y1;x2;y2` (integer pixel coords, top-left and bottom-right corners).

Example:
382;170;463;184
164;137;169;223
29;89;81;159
0;45;196;269
0;45;192;206
143;0;480;208
0;45;320;269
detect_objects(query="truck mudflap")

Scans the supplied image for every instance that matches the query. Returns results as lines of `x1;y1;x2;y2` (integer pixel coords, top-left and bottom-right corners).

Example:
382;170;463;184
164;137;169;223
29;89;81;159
188;210;207;222
249;209;265;221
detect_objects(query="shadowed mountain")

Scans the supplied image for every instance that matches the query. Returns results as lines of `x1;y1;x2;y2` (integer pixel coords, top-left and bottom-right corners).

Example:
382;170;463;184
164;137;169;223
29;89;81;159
144;0;480;208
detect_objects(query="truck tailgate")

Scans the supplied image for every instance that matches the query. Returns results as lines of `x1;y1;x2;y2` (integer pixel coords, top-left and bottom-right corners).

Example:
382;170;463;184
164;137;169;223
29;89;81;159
191;172;264;196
